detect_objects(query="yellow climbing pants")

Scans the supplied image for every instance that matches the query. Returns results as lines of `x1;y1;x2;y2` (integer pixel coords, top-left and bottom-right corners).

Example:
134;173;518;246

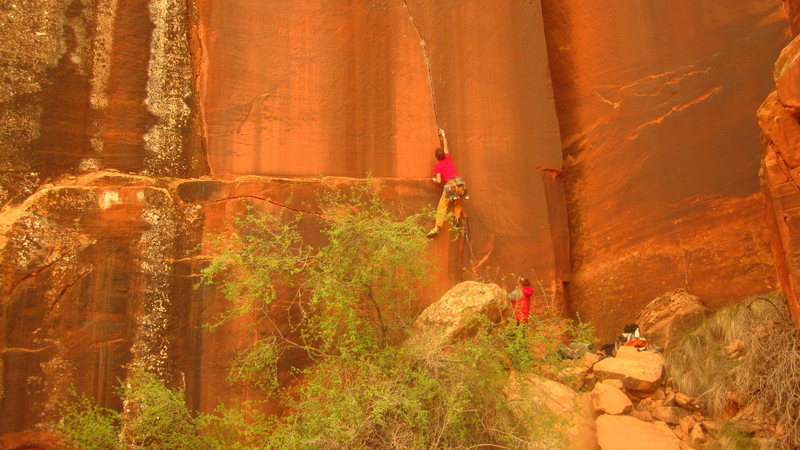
434;186;463;228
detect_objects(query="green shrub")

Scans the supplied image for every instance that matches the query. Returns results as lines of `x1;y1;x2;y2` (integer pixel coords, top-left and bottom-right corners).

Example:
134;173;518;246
120;372;204;449
196;402;274;449
226;337;280;394
56;389;120;450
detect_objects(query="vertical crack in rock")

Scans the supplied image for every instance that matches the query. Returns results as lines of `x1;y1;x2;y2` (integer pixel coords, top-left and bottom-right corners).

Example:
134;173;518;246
0;0;71;206
184;0;211;175
128;187;180;377
401;0;440;128
143;0;193;177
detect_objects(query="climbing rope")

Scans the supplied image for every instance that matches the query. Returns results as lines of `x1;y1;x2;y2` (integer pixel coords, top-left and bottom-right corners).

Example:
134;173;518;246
401;0;441;130
463;214;477;272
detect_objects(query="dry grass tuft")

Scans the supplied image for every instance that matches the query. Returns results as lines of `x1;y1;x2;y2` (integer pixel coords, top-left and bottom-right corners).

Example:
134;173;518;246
666;295;800;448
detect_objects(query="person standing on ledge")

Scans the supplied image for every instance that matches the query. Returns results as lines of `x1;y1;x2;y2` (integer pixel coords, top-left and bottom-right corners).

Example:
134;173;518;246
427;128;469;238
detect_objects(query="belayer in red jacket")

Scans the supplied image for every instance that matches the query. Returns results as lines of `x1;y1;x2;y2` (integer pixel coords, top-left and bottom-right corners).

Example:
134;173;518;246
513;277;534;323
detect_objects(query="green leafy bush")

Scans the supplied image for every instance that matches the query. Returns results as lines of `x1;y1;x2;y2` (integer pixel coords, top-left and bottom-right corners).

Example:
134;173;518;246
56;389;119;450
120;372;204;449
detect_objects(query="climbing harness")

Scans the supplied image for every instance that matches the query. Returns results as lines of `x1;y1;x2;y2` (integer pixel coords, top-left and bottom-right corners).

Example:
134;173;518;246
443;177;468;201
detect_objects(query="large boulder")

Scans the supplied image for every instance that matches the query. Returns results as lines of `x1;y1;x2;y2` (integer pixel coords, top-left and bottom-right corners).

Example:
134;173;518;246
413;281;510;341
506;372;598;450
596;415;680;450
591;380;632;415
593;347;664;391
635;289;711;349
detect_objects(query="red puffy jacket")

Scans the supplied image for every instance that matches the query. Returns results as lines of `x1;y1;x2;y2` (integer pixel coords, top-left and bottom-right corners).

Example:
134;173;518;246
514;285;533;323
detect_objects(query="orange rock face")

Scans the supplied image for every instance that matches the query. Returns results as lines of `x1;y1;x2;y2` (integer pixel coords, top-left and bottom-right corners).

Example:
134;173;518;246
195;0;568;299
541;1;785;338
759;35;800;325
0;0;795;440
784;0;800;35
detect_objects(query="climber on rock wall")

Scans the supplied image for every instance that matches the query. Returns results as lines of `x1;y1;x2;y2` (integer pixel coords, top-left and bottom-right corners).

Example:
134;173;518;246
427;128;469;238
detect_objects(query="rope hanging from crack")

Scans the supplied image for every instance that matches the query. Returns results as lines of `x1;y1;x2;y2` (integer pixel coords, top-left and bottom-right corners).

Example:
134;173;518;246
401;0;441;130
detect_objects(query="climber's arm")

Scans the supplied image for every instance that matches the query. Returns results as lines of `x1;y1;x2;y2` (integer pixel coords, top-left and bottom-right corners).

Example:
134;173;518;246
439;128;449;154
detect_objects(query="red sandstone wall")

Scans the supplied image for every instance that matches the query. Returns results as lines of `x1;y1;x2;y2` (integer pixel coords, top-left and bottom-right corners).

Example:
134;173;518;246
783;0;800;35
1;0;795;441
759;35;800;325
541;0;787;339
195;0;567;298
194;0;568;413
1;0;568;437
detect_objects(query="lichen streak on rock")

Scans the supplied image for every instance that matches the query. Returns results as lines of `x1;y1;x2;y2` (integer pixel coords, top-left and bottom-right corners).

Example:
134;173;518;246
0;0;70;207
144;0;195;177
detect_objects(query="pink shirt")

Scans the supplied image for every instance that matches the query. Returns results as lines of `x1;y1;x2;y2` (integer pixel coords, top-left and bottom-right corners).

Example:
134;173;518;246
433;154;459;181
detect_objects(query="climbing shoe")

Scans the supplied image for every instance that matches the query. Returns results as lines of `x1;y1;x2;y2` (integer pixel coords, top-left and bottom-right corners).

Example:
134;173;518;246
426;226;440;238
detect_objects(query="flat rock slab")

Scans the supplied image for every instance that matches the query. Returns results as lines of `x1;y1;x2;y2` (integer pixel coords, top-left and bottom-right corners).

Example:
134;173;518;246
592;380;632;415
593;347;664;391
596;415;680;450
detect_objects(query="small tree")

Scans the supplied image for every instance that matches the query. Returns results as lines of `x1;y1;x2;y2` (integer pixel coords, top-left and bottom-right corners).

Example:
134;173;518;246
199;182;431;375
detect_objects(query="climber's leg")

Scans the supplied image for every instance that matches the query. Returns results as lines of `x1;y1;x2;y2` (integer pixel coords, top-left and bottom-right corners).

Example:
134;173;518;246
434;189;449;228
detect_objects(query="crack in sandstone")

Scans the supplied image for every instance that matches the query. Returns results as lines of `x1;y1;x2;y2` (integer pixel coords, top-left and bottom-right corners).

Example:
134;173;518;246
234;92;274;135
593;90;620;109
210;194;327;217
401;0;440;128
595;66;713;110
614;63;706;94
772;148;800;193
624;68;712;98
627;86;722;142
43;267;92;320
6;252;70;298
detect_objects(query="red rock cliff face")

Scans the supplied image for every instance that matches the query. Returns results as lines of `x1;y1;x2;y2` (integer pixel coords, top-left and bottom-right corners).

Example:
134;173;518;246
0;0;793;439
758;34;800;325
541;0;786;338
195;0;567;295
783;0;800;35
1;0;567;437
